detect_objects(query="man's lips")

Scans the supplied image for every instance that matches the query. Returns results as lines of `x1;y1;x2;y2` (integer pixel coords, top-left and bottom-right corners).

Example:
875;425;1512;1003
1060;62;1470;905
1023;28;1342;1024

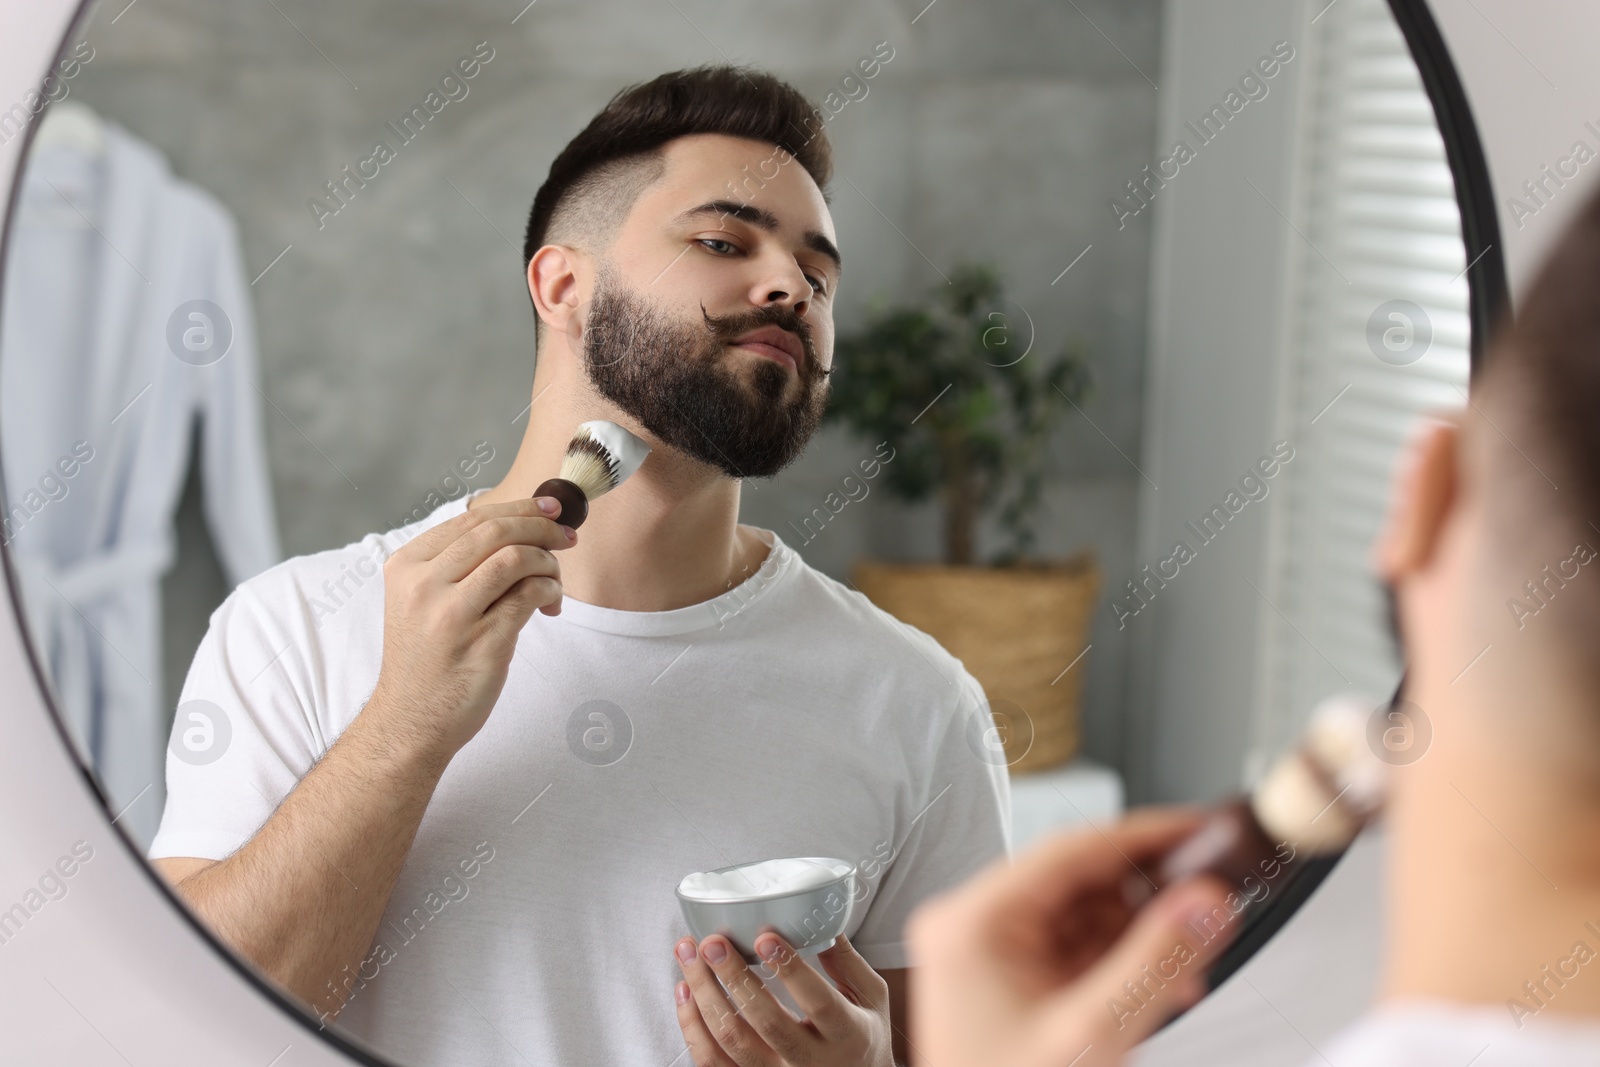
730;340;797;372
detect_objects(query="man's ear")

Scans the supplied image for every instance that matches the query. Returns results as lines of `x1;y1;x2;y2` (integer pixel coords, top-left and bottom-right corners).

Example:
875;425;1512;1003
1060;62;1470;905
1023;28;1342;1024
527;245;586;352
1373;412;1463;583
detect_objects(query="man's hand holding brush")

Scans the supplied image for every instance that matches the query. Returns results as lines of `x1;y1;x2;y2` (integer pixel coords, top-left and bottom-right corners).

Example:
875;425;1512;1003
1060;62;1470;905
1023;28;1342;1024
369;495;577;762
365;420;648;764
905;808;1238;1067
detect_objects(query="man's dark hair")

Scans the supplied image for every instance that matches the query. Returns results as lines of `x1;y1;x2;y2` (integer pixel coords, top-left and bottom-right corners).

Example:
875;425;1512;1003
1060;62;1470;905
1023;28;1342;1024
1472;183;1600;669
521;64;834;347
1481;188;1600;517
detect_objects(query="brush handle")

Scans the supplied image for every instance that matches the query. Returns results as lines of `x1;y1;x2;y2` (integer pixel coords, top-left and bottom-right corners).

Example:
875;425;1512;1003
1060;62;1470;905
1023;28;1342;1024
1121;797;1292;910
533;477;589;529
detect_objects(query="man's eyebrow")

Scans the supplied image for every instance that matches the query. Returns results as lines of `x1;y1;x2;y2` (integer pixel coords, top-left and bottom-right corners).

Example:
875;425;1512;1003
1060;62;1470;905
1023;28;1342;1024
672;199;842;279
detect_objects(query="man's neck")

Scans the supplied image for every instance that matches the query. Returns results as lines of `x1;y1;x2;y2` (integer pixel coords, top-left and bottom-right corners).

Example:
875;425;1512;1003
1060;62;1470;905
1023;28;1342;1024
1381;671;1600;1025
470;376;770;613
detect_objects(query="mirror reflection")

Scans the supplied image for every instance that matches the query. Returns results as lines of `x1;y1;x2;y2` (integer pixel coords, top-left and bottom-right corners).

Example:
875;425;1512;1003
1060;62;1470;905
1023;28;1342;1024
0;0;1471;1063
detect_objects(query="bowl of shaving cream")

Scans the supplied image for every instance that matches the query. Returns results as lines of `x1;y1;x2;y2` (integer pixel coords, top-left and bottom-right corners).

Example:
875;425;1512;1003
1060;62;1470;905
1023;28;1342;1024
676;856;857;963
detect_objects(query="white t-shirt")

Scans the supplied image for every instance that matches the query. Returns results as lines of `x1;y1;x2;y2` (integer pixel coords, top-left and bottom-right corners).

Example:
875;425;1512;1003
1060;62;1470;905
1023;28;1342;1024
150;488;1012;1066
1317;1001;1600;1065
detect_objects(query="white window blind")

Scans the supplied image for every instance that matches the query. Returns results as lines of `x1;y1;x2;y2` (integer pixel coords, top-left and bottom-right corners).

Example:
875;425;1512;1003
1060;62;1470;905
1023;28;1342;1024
1245;0;1473;776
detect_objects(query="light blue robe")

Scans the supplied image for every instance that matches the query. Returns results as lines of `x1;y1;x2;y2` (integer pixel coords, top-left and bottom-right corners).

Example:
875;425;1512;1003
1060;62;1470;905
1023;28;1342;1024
0;106;280;847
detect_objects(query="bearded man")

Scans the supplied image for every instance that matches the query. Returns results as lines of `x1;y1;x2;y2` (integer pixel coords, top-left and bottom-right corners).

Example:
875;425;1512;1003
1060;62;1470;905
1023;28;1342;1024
148;64;1010;1067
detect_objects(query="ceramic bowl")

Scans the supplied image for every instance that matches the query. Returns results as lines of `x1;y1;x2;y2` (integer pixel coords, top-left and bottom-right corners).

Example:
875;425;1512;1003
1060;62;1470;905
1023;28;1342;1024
676;857;857;964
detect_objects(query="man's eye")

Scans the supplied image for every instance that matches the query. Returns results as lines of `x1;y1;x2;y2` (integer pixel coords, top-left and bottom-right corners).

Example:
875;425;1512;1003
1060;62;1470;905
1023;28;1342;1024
700;237;827;295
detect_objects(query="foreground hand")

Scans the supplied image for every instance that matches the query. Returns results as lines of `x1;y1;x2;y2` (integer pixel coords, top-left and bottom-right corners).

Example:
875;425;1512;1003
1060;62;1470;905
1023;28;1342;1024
674;931;893;1067
905;808;1239;1067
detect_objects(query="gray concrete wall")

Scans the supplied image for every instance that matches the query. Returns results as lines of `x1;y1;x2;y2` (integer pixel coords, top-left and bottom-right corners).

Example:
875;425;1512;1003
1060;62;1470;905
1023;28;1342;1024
54;0;1162;774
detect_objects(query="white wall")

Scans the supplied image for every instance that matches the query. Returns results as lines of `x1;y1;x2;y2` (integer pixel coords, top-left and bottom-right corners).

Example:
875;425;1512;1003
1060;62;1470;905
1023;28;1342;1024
1428;0;1600;299
1125;0;1310;802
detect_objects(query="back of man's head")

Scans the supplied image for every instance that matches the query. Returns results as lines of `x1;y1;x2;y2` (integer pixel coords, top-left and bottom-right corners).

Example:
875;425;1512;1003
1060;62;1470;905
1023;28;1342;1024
1465;184;1600;692
521;64;833;353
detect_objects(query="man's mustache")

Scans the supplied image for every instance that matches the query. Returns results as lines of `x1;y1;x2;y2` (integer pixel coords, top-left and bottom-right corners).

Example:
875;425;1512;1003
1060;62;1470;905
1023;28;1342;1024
699;302;827;376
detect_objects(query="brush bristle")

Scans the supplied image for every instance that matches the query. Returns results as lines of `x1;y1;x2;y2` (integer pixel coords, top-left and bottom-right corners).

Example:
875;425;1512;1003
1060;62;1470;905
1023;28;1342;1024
559;431;621;500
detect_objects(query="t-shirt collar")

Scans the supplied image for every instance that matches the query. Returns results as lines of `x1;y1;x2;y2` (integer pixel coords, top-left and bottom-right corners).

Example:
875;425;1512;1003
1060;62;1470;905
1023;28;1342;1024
431;487;795;637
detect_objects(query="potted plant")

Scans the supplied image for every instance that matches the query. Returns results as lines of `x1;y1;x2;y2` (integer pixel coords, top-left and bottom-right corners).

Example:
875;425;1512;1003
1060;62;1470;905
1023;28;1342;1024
825;262;1099;773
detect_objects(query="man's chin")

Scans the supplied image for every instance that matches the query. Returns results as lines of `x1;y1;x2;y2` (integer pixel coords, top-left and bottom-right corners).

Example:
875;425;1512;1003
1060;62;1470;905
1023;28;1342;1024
726;339;802;373
723;348;795;383
668;427;816;480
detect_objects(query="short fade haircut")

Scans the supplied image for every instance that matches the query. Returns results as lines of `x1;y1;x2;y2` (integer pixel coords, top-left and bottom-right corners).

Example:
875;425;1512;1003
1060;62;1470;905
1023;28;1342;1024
521;64;835;350
1472;182;1600;670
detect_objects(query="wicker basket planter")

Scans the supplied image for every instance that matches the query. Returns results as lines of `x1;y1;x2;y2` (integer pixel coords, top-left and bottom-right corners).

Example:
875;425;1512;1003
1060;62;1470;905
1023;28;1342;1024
852;554;1099;774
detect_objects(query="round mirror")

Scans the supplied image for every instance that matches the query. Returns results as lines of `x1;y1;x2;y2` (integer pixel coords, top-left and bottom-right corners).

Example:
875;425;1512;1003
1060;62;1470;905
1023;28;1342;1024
0;0;1500;1063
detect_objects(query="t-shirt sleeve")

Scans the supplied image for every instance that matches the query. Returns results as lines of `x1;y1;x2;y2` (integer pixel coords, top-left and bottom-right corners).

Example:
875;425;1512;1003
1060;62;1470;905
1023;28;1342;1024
849;668;1013;971
147;580;325;861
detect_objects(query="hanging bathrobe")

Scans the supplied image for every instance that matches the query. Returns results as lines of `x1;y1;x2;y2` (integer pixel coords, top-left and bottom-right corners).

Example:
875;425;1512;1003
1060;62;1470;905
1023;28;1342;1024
0;112;281;849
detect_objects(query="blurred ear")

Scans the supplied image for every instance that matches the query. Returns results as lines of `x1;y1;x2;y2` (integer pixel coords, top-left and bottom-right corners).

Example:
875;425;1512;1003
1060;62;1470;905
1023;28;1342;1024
1373;413;1463;584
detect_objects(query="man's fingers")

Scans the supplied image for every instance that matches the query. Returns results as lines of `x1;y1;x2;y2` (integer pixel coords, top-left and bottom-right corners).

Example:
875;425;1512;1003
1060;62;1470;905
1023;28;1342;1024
454;544;559;614
695;935;809;1064
481;573;562;631
1005;807;1208;898
674;981;740;1067
386;502;484;562
397;497;560;562
1053;876;1235;1054
810;934;890;1014
747;931;862;1043
923;807;1208;941
674;938;779;1067
438;515;573;586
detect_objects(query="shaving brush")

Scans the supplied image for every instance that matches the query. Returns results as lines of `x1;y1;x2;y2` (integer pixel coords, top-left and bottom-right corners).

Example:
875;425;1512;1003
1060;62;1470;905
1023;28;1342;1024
1125;692;1389;907
533;420;652;529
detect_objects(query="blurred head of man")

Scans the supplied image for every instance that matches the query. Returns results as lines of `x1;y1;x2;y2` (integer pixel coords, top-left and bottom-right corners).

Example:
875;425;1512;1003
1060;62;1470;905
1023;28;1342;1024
1376;189;1600;783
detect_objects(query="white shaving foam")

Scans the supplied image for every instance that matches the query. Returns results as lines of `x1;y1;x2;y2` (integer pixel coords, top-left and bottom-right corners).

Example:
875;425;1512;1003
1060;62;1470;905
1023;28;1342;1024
677;857;851;902
578;420;651;486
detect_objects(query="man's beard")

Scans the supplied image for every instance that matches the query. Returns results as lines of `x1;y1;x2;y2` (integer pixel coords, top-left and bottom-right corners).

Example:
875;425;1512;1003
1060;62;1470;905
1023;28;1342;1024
578;260;830;479
1382;577;1410;701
